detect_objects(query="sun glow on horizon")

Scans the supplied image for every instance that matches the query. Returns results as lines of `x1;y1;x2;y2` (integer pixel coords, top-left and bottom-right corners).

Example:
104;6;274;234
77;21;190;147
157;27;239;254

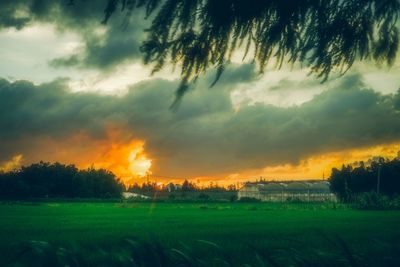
0;154;23;172
128;144;152;177
183;142;400;186
1;136;399;187
212;142;400;185
91;139;152;185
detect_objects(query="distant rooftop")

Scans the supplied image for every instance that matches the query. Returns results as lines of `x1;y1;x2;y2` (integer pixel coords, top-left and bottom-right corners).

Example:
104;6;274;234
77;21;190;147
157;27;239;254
244;179;327;185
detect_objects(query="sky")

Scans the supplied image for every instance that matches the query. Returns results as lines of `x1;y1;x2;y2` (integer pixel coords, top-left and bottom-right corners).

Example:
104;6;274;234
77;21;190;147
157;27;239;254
0;0;400;185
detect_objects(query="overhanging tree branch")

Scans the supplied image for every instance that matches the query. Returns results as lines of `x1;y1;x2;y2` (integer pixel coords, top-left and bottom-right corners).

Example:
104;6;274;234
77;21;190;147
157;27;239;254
99;0;399;101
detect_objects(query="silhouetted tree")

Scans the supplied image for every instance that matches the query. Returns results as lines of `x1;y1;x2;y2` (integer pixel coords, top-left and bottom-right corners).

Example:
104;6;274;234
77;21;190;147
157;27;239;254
0;162;124;199
330;165;350;201
329;156;400;201
181;179;196;191
127;183;142;193
98;0;399;102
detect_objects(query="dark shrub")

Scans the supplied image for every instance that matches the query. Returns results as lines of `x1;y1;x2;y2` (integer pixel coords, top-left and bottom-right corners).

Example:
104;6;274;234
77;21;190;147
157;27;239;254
238;197;260;202
354;192;399;210
198;193;210;200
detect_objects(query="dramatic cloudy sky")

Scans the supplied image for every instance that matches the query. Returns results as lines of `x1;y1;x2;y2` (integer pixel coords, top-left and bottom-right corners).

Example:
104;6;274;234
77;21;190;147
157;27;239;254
1;0;400;184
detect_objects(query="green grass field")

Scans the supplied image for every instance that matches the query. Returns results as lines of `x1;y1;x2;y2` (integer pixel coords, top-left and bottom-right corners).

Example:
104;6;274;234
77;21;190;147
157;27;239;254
1;202;400;266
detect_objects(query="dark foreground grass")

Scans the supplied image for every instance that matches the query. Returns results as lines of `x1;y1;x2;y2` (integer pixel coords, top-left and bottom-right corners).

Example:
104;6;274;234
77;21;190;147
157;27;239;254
1;202;400;266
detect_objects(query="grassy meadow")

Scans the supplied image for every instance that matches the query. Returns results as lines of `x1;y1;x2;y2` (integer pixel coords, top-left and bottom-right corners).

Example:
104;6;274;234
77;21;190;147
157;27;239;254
1;202;400;266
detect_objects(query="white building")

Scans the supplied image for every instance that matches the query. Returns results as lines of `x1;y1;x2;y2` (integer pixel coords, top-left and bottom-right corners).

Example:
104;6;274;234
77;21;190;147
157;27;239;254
122;192;150;200
238;181;336;202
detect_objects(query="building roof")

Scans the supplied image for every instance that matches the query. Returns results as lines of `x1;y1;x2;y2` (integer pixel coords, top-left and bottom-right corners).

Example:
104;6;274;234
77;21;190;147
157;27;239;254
309;181;330;190
259;183;286;191
286;182;309;190
240;180;331;193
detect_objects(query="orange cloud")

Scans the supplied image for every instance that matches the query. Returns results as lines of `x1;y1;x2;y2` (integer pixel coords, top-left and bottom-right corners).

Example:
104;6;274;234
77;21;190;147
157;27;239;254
0;154;23;172
92;139;152;184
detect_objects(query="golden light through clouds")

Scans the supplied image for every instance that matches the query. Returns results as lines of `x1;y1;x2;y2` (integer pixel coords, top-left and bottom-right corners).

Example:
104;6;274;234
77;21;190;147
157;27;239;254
220;142;400;184
0;154;23;172
128;143;152;177
1;137;398;187
92;139;152;185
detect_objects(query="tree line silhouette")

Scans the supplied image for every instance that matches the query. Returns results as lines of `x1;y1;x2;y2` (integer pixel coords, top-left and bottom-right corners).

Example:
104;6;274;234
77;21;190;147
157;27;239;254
127;179;237;194
329;156;400;201
0;162;124;199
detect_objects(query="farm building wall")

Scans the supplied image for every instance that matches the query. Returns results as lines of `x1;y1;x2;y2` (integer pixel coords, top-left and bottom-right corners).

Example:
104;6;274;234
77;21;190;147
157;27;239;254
238;181;336;202
141;191;237;201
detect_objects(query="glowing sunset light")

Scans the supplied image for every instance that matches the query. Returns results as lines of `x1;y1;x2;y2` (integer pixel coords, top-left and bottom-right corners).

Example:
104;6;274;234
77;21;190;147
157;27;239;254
155;182;164;189
91;139;152;185
187;143;400;186
0;154;23;172
128;145;152;177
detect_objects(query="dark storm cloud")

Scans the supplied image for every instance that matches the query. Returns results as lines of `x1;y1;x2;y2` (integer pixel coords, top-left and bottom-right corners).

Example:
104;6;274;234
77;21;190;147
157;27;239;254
49;21;147;70
0;0;104;30
0;0;147;70
394;90;400;110
1;73;400;176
